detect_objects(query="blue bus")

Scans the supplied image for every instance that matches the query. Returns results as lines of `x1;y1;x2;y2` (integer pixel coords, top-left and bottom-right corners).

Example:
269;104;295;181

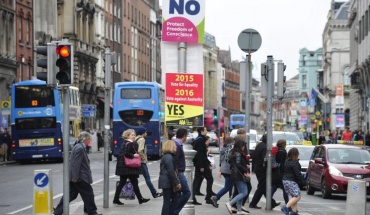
11;79;81;162
230;114;246;130
112;82;165;159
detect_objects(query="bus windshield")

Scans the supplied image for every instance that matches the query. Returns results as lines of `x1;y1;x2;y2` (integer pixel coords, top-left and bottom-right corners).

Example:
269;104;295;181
15;85;55;108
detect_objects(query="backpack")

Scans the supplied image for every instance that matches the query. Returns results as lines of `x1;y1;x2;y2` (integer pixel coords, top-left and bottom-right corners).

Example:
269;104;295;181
264;146;279;169
224;144;232;163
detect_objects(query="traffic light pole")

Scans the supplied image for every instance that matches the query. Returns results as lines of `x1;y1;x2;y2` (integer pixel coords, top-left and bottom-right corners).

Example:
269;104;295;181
103;47;111;208
62;86;70;215
244;54;252;154
265;56;274;210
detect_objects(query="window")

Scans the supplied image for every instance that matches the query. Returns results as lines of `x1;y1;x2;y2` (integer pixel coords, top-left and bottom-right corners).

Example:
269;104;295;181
343;66;350;86
302;74;307;88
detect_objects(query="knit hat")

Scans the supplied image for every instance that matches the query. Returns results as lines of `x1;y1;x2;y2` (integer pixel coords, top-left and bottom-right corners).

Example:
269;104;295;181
136;128;147;135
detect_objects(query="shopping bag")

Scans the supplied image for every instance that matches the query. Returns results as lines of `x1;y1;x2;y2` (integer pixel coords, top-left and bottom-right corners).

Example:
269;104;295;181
117;181;136;200
208;155;215;169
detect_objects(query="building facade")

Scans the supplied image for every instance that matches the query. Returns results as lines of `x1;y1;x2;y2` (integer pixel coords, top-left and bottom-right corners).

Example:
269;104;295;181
0;0;17;103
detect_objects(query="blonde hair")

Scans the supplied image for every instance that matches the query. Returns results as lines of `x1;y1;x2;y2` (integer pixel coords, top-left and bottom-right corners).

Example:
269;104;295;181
162;140;177;154
122;129;135;139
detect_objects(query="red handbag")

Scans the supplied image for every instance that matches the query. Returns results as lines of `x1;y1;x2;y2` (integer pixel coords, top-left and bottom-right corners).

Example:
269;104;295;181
124;142;141;168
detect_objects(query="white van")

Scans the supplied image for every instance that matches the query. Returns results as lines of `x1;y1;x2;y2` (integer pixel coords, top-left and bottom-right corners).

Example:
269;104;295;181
230;129;258;155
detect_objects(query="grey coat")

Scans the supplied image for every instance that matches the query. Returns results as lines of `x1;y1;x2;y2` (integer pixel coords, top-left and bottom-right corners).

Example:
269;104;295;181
158;153;180;189
70;142;93;184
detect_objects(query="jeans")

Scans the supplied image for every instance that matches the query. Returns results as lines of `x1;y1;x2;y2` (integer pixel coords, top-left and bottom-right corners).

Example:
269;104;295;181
173;172;191;214
161;188;178;215
229;181;248;211
215;174;233;200
141;163;157;196
232;180;252;208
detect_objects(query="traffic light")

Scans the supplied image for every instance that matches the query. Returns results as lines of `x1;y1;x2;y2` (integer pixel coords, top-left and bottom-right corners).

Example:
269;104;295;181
103;50;117;87
260;63;267;98
56;43;73;85
213;108;218;120
36;43;57;85
277;62;286;99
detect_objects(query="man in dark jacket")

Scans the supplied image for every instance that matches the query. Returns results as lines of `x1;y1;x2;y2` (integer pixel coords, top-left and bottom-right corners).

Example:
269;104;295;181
173;128;191;215
192;127;214;205
249;133;279;209
54;131;102;215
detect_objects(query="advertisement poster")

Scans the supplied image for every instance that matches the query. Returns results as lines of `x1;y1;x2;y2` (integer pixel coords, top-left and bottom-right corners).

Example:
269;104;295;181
19;138;54;147
165;73;203;126
162;0;205;43
335;114;345;128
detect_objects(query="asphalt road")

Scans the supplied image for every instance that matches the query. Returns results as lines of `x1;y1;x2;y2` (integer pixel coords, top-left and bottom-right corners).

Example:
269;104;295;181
1;147;369;215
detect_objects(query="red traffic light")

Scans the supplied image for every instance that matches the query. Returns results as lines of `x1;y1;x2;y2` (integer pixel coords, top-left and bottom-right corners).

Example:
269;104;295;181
56;45;70;58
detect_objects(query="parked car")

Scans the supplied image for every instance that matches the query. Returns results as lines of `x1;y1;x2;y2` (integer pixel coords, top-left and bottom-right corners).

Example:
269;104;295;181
306;144;370;199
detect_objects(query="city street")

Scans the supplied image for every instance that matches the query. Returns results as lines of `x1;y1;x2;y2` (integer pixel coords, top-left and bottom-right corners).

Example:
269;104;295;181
0;148;369;215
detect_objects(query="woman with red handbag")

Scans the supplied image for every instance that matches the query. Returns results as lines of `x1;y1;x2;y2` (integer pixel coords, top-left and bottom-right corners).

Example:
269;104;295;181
113;129;150;205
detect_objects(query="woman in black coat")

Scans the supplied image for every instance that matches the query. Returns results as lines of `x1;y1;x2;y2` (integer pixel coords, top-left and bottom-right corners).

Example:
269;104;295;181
158;140;181;215
113;129;150;205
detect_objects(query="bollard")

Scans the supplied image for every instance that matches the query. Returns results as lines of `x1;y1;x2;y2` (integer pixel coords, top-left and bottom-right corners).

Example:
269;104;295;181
33;170;53;215
181;149;196;215
345;180;367;215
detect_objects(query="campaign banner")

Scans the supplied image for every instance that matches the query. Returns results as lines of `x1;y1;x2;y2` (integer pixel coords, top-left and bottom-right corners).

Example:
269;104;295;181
335;114;345;128
165;73;203;126
162;0;205;43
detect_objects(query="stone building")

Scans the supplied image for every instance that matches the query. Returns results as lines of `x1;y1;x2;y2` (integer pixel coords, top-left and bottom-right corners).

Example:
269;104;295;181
16;0;33;83
0;0;17;102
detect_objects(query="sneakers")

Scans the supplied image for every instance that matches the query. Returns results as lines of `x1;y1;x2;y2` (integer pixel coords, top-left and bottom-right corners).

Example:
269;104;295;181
225;203;232;214
231;207;237;213
280;205;290;215
236;211;249;215
241;206;249;213
210;196;218;208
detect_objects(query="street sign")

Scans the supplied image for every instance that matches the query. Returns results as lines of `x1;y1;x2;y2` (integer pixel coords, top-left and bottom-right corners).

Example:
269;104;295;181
82;104;96;118
237;28;262;53
33;170;53;214
34;173;49;188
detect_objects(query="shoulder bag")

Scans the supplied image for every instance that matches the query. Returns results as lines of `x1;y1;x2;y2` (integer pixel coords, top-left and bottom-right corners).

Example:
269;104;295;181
124;142;141;168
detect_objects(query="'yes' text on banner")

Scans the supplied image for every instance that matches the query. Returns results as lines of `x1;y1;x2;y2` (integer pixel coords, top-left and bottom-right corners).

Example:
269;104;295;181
165;73;203;126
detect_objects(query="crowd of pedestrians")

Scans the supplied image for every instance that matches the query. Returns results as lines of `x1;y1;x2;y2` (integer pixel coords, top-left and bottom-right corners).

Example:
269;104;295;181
53;126;309;215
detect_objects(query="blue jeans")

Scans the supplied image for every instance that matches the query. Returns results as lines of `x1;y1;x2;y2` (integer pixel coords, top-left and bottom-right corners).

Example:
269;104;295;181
161;188;178;215
230;181;248;211
173;172;191;214
141;163;157;196
215;174;233;200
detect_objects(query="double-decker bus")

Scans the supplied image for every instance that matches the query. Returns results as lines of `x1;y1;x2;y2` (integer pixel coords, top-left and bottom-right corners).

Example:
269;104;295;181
230;114;246;130
11;79;81;162
112;82;165;159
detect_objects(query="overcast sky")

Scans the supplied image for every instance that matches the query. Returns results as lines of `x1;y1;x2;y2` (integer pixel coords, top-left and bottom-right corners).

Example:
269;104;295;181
160;0;333;81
